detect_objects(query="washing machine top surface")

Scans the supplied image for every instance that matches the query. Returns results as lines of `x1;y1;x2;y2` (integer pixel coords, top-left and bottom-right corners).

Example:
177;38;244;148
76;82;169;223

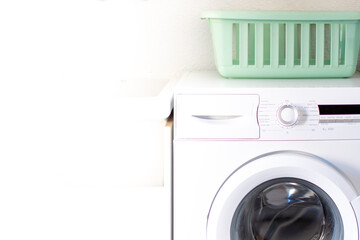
175;71;360;93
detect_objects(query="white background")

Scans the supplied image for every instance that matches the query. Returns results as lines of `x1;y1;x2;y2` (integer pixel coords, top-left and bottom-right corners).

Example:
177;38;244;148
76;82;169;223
0;0;360;239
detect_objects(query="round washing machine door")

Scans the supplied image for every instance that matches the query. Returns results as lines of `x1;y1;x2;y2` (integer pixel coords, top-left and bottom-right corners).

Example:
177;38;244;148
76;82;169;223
207;151;360;240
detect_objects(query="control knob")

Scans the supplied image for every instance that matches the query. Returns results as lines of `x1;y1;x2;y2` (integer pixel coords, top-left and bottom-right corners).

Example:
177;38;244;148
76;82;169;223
277;104;299;127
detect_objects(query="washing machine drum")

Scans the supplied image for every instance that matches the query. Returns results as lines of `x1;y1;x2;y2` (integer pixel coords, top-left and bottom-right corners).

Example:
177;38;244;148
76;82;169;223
206;151;360;240
231;178;341;239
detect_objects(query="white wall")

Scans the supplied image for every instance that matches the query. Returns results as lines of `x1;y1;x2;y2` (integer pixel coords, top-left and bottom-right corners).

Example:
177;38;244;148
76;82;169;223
1;0;359;81
0;1;360;239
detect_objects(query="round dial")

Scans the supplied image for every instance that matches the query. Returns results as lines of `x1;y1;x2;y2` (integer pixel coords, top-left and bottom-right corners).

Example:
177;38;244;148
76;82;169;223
277;104;299;127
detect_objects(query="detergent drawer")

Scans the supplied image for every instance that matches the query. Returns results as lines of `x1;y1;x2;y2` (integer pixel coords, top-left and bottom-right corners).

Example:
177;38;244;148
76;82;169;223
175;94;260;139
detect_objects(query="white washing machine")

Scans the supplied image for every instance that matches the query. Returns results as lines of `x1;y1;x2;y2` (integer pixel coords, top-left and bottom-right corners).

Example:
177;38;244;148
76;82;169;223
173;71;360;240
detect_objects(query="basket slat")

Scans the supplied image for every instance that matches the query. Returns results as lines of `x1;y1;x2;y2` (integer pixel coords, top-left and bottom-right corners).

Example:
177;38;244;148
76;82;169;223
286;23;295;67
270;23;279;68
316;23;325;68
331;24;340;67
255;23;264;67
301;23;310;67
346;23;357;65
240;23;248;67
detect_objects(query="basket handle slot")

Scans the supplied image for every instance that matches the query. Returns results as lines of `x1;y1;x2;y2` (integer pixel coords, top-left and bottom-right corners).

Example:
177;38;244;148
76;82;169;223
279;23;286;66
309;24;317;65
294;24;301;66
324;24;331;66
248;23;256;65
263;24;271;66
340;24;346;65
232;23;239;65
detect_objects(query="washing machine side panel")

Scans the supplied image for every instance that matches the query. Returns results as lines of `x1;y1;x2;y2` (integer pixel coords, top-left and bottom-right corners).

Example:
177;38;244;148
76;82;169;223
173;141;216;240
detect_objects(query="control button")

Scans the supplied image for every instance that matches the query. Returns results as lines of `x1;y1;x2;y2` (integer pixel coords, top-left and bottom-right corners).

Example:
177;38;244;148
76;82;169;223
277;104;299;127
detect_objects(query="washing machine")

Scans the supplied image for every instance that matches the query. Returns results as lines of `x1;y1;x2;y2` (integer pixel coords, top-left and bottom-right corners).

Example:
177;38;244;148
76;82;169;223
173;71;360;240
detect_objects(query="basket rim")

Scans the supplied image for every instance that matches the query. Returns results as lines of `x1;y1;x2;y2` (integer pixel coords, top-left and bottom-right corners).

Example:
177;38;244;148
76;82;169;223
201;10;360;21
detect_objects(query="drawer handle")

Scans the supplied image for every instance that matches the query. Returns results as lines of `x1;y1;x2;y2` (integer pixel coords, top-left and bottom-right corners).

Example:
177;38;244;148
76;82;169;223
192;115;243;120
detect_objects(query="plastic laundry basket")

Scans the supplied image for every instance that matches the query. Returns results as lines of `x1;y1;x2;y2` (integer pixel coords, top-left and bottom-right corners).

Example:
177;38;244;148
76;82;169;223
201;11;360;78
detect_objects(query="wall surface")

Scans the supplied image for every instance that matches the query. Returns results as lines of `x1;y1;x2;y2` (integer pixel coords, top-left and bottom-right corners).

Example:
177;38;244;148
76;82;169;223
1;1;360;240
1;0;359;81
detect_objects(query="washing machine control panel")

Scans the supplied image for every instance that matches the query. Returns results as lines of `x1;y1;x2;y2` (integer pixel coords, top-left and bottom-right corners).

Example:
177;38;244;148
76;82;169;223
175;71;360;140
258;98;360;140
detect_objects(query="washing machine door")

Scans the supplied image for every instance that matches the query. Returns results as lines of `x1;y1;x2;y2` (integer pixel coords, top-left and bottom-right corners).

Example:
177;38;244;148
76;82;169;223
207;151;360;240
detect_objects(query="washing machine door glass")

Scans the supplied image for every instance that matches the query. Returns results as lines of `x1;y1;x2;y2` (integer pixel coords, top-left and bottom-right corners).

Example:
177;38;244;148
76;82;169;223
230;178;343;240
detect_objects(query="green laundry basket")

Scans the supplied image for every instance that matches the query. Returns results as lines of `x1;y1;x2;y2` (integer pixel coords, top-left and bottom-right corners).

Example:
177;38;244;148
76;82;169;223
201;11;360;78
